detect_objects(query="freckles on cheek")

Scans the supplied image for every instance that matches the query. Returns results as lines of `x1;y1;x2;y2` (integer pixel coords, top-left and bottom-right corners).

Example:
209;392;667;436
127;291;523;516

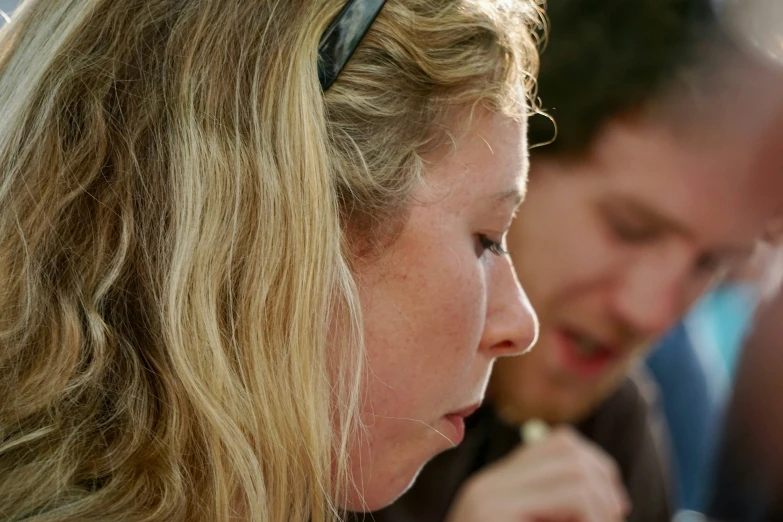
437;258;487;357
360;222;491;410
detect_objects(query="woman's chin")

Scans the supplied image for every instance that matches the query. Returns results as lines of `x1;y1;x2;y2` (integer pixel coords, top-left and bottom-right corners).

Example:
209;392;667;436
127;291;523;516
342;460;425;513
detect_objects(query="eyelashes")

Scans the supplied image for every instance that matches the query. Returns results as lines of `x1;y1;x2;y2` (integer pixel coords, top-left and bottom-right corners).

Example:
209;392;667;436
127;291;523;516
477;234;508;257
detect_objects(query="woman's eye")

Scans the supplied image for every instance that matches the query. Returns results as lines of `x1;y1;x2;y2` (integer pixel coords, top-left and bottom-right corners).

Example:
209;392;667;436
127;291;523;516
476;234;508;257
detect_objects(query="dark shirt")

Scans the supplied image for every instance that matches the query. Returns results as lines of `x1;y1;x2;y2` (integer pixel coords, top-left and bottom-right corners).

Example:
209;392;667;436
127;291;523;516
362;374;673;522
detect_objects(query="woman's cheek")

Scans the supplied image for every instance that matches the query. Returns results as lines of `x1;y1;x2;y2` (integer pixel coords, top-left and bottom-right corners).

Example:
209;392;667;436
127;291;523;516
447;260;489;354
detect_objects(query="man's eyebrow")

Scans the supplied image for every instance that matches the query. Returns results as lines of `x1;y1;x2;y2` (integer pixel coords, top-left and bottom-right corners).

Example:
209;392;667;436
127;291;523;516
611;197;758;257
608;197;693;238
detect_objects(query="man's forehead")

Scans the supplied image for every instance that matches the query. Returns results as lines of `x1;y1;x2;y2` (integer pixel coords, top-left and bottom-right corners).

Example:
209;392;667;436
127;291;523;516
594;115;781;210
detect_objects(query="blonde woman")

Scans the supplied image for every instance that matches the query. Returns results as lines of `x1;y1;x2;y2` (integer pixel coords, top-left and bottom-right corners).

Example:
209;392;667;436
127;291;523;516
0;0;542;520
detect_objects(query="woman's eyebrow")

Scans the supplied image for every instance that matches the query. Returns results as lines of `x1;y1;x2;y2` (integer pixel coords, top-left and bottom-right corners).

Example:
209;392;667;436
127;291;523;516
491;187;525;207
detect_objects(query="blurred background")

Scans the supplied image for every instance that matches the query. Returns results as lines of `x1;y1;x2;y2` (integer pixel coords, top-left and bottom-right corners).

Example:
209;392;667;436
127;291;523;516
0;0;15;17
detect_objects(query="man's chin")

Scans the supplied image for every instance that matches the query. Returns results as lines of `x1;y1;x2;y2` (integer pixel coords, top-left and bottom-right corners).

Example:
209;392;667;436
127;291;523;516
548;382;625;424
550;400;600;425
523;384;607;425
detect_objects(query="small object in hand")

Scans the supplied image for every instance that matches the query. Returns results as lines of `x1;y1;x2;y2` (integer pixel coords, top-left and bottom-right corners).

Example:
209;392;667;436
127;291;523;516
521;418;551;444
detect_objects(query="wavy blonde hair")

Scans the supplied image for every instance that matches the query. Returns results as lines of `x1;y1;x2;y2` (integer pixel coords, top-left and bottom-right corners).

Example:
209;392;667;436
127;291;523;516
0;0;543;520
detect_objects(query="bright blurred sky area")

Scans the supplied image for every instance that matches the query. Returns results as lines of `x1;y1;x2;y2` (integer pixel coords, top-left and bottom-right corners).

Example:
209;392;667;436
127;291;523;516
0;0;16;19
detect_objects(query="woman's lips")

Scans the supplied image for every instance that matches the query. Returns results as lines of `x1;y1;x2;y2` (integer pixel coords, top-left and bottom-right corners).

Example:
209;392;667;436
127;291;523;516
444;414;466;444
444;402;481;445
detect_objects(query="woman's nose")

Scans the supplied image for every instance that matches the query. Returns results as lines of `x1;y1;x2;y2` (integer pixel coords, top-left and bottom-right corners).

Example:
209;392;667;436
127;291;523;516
479;255;538;358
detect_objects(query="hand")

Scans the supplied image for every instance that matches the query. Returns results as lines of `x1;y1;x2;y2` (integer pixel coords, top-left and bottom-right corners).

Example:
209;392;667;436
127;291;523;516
445;426;631;522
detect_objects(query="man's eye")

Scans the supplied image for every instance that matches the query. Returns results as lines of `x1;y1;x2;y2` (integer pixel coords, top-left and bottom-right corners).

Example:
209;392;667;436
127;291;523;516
607;216;660;244
695;252;721;273
476;234;508;257
694;252;734;282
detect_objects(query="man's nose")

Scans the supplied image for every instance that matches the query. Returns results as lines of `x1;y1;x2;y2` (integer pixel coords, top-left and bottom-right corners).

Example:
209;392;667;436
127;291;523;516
611;249;693;337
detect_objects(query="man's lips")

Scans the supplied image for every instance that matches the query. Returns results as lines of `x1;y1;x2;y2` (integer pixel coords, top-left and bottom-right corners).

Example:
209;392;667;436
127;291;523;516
561;326;623;355
553;328;622;379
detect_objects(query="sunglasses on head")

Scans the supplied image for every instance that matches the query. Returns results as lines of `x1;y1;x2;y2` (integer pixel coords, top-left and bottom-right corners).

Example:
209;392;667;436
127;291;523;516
318;0;387;91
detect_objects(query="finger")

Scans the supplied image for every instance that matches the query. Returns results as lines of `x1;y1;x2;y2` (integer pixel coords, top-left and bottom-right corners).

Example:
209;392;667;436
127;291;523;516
541;428;629;517
472;428;628;519
509;481;623;522
579;439;632;515
525;431;628;521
